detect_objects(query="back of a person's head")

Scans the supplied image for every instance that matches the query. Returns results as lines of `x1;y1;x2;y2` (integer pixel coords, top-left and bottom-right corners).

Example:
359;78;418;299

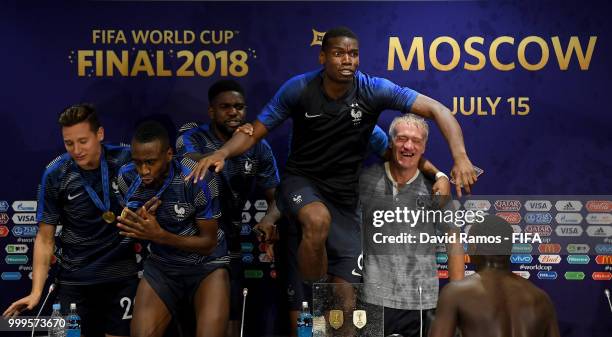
468;215;514;257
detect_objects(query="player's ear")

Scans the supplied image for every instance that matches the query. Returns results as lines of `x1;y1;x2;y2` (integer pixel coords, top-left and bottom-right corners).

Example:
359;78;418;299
166;146;173;161
208;105;214;119
97;126;105;142
319;49;325;65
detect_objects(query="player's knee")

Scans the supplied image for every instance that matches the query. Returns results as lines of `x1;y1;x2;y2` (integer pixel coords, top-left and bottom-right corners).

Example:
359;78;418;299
300;210;331;242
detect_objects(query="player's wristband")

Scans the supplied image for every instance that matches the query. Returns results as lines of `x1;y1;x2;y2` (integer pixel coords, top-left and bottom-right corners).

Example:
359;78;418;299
435;172;449;180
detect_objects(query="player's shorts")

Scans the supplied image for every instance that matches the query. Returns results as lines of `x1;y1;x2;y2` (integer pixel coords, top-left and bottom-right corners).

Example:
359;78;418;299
55;277;138;337
228;252;244;320
143;258;229;318
277;174;362;309
384;307;435;337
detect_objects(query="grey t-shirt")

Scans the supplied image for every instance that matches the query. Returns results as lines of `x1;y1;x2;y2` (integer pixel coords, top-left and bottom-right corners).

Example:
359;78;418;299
360;162;454;310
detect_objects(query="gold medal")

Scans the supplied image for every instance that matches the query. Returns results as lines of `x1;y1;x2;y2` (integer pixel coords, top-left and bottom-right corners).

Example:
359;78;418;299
102;211;116;224
120;207;129;219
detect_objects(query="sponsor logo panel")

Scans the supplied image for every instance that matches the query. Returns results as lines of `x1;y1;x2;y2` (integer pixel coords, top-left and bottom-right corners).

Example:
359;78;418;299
566;244;590;254
494;200;521;212
12;201;37;212
510;254;533;264
555;201;583;212
496;212;521;224
592;272;612;281
537;271;558;280
538;255;562;264
586;200;612;212
525;200;552;212
525;212;552;225
555;213;583;225
564;271;585;280
566;255;590;264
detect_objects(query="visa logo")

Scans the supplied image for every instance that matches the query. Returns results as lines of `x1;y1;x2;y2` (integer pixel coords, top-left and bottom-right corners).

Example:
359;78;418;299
12;213;37;224
510;254;533;264
537;271;558;280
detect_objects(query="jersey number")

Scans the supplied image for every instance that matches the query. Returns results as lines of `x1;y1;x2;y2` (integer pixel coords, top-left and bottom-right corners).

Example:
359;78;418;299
120;297;133;320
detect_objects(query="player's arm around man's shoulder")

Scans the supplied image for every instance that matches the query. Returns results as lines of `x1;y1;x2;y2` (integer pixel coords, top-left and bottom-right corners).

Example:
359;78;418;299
409;94;477;196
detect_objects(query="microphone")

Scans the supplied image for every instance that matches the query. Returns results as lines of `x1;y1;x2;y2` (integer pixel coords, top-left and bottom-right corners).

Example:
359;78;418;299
32;283;56;337
240;288;248;337
605;289;612;314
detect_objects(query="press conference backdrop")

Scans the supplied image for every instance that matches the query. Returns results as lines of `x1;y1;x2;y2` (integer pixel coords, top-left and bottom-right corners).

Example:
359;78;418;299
1;1;611;336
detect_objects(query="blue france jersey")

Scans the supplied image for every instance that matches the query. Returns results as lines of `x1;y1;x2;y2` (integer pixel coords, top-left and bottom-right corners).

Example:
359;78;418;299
257;69;418;206
176;123;280;248
117;157;228;267
37;144;137;285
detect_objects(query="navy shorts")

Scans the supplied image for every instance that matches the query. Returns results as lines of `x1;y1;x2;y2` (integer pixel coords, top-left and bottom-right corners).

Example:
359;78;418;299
143;258;229;318
277;174;362;309
55;277;138;337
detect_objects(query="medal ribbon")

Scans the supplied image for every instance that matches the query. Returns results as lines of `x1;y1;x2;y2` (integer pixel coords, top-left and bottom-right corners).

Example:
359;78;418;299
123;162;175;209
76;148;110;212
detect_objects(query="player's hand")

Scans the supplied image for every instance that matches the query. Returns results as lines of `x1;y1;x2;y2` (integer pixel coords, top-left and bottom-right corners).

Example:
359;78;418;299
2;293;41;318
117;205;164;241
234;122;254;136
185;150;227;183
451;156;477;197
254;221;278;260
432;175;451;196
139;197;162;217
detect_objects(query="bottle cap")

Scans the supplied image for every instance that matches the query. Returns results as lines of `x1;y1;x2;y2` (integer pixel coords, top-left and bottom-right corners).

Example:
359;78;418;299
52;303;61;310
70;303;77;310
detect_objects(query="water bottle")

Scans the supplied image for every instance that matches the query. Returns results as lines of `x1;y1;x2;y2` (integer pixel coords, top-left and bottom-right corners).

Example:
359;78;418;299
49;303;65;337
66;303;81;337
297;301;313;337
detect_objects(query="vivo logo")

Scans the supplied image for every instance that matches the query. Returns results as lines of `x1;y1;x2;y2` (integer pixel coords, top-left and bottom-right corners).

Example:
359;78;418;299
510;254;533;264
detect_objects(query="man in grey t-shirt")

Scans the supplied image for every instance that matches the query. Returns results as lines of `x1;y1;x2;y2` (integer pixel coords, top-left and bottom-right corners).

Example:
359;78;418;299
360;114;465;337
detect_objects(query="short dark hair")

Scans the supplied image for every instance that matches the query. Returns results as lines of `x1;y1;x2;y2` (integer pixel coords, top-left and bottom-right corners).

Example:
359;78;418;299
132;120;170;150
321;26;359;51
208;80;245;104
58;104;101;132
469;215;514;256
